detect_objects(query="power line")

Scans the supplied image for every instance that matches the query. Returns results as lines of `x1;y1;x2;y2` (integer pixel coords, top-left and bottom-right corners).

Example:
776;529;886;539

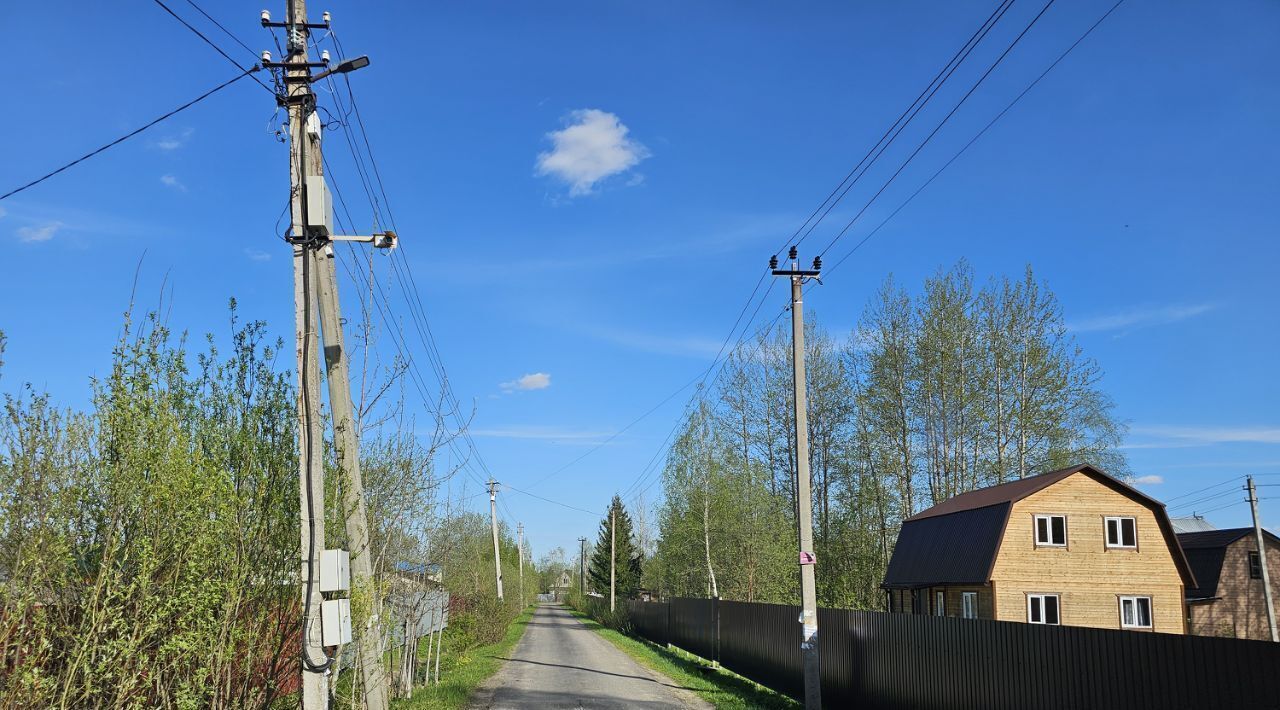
787;0;1016;253
822;0;1128;279
503;484;600;517
150;0;275;95
0;67;260;202
817;0;1061;259
1164;475;1246;503
180;0;258;57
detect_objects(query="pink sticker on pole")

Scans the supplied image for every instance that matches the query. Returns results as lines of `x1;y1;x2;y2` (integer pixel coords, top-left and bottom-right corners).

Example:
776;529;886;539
799;551;816;565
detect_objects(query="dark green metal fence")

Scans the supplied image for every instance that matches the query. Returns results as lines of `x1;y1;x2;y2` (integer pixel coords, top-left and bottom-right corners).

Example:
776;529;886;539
625;598;1280;710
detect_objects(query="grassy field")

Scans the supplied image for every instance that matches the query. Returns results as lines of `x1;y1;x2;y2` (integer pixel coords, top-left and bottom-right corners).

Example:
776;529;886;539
565;608;798;710
391;606;533;710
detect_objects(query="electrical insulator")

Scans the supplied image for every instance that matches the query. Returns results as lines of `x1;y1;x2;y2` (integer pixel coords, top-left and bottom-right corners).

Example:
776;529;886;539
789;245;798;260
260;9;271;24
261;50;272;63
813;256;822;271
323;11;332;23
321;50;331;64
769;255;778;270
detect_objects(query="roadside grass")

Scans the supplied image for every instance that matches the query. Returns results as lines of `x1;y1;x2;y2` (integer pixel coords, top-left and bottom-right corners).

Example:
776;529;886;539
565;607;798;710
391;606;533;710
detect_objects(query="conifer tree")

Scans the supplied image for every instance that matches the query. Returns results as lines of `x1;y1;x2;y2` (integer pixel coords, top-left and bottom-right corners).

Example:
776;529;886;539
587;495;643;599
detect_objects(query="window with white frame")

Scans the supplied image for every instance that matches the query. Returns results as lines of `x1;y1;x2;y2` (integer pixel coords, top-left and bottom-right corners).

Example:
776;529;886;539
935;591;945;616
1027;594;1060;625
961;592;977;619
1119;595;1152;629
1034;515;1067;546
1105;516;1137;548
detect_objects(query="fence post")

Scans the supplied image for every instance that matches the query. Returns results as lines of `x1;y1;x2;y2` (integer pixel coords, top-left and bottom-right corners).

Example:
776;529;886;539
713;595;721;669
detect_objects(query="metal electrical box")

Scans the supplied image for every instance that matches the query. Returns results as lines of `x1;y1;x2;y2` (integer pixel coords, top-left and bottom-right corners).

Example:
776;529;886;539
321;598;352;645
319;549;350;592
304;175;334;236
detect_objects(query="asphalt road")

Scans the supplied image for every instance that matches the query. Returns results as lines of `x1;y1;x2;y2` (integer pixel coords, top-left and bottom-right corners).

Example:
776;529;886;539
470;604;712;710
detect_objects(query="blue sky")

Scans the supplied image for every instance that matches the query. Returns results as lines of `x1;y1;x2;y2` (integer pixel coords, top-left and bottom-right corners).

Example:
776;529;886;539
1;1;1278;558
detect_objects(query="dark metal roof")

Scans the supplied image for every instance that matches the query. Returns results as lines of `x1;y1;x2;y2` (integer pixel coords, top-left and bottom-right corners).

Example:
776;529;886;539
882;503;1010;589
1182;547;1228;599
1177;528;1255;550
1177;528;1280;599
885;464;1197;589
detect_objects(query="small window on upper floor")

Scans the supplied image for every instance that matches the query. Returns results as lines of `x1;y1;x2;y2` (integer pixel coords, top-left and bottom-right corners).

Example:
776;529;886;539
1034;514;1066;547
1249;551;1262;580
1105;516;1137;548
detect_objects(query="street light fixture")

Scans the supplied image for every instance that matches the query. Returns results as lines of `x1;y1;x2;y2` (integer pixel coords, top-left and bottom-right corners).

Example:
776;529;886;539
311;55;370;82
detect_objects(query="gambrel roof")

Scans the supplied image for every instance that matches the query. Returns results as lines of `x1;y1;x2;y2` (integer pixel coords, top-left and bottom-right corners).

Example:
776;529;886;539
884;464;1196;590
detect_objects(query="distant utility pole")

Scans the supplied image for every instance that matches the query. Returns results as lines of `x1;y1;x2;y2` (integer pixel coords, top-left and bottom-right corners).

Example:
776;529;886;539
269;1;388;707
610;506;617;613
771;246;823;710
578;537;587;597
1247;476;1277;642
517;522;525;607
489;480;505;601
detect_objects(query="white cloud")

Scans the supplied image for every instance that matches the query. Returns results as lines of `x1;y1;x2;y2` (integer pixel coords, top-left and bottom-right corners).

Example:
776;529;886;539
244;248;271;262
1133;475;1164;485
153;127;194;151
535;109;649;196
1067;303;1213;333
17;221;62;243
500;372;551;393
160;174;187;192
1125;425;1280;449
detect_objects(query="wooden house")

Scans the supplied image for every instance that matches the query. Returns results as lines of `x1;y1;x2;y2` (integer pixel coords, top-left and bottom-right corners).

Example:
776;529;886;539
1178;527;1280;640
882;464;1195;634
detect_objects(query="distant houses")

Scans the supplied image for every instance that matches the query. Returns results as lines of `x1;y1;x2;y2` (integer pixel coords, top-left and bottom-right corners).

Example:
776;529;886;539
882;464;1195;634
1179;527;1280;640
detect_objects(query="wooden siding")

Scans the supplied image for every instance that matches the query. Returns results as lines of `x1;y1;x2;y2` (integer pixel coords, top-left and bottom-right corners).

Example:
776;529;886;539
1188;535;1280;640
990;472;1186;633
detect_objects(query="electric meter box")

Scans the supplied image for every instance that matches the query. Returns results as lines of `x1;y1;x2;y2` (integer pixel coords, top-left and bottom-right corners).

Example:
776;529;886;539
319;549;350;593
304;175;334;236
321;598;352;646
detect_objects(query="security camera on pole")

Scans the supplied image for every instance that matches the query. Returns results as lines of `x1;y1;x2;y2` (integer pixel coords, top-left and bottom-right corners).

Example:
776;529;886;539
771;246;823;709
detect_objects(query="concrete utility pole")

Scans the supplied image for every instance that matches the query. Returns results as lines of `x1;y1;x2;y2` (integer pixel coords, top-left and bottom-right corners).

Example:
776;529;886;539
1247;476;1278;642
771;247;823;710
279;2;329;705
610;506;617;613
270;3;387;706
578;536;587;597
489;480;505;601
517;523;525;607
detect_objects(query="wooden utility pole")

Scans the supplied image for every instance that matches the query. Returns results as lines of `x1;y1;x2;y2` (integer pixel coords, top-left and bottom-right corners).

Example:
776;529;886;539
489;480;505;601
272;2;388;705
771;247;823;709
315;192;389;710
610;506;617;612
1247;476;1278;642
517;522;525;607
